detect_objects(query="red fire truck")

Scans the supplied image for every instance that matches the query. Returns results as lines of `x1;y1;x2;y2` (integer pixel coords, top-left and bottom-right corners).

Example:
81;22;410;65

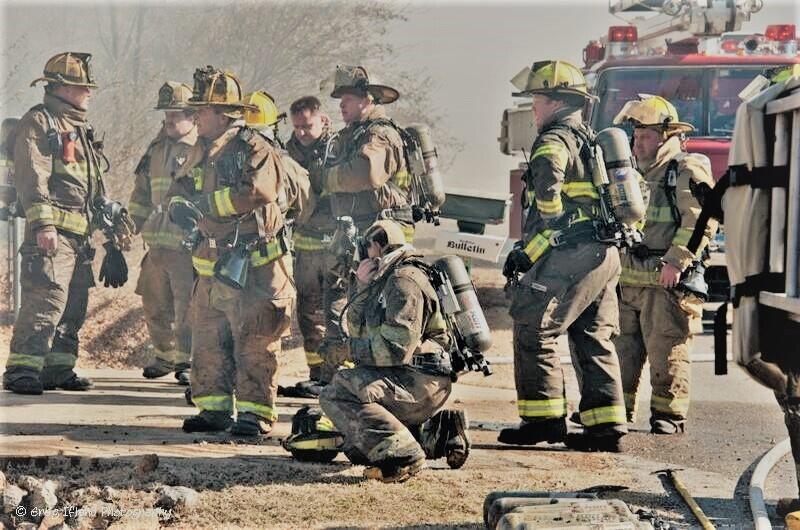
499;0;799;298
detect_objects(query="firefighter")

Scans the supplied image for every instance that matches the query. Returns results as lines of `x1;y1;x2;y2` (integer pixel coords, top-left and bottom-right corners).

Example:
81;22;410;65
172;66;294;436
321;65;414;241
612;95;716;434
286;95;347;394
319;220;452;482
129;82;201;385
3;52;110;395
499;60;627;451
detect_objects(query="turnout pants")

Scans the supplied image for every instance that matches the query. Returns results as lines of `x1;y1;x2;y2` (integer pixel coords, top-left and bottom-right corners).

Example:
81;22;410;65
778;371;800;495
320;365;451;465
616;286;702;422
5;233;94;385
135;248;194;367
294;248;347;382
509;242;626;432
190;263;293;422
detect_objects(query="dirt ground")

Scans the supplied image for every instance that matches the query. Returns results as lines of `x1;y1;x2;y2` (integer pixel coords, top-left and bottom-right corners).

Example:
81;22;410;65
0;232;793;529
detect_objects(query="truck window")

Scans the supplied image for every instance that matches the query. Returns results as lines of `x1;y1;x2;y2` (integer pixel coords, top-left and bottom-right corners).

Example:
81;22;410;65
592;67;766;137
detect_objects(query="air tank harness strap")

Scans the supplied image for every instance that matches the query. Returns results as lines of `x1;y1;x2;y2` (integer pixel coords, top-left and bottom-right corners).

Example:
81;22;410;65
728;164;790;189
548;220;598;248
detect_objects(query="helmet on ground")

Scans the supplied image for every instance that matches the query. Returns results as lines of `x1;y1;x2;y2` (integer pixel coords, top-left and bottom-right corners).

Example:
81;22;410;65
30;52;97;88
281;406;343;463
511;60;594;101
330;65;399;105
243;91;283;128
155;82;194;111
363;220;406;248
613;94;694;135
189;66;256;118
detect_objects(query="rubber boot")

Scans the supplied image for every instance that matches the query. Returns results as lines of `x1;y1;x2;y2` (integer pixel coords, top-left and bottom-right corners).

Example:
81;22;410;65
41;368;92;391
497;418;567;446
565;426;626;453
230;412;273;436
182;410;232;433
650;416;686;435
2;372;44;395
363;455;426;483
174;364;191;386
142;357;175;379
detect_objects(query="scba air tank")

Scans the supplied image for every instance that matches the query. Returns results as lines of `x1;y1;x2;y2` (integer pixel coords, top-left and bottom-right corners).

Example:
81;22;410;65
433;255;492;353
595;127;646;225
405;123;446;208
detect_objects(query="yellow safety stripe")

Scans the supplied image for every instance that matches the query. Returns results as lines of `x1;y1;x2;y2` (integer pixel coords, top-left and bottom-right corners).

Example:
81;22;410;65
645;205;675;224
672;227;692;247
26;204;90;235
193;394;233;412
579;405;627;427
192;239;286;277
150;177;172;194
620;267;661;287
305;351;324;367
562;181;599;199
152;349;183;363
651;395;690;416
128;201;151;219
293;233;329;252
289;436;343;450
53;160;89;181
426;311;448;333
401;224;415;243
141;230;185;249
26;203;54;224
536;196;563;215
393;169;411;189
7;352;45;371
517;398;567;418
189;167;204;192
316;415;336;432
44;351;77;367
523;229;553;264
532;143;568;171
236;400;277;421
211;188;237;217
525;189;536;207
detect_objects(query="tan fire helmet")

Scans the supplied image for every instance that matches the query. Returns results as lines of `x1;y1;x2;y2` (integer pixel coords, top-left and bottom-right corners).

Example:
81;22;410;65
329;65;399;105
30;52;97;88
363;220;406;248
613;94;694;136
511;60;595;100
155;82;194;111
188;66;256;118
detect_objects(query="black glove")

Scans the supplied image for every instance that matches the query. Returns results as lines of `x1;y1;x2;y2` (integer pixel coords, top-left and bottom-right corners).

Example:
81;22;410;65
503;244;533;279
98;241;128;288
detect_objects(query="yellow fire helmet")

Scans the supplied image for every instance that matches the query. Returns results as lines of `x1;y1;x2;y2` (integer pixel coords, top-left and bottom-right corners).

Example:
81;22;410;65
329;65;399;105
155;82;194;111
189;66;256;118
30;52;97;88
243;91;283;128
511;60;595;100
613;94;694;135
363;219;406;248
770;64;800;84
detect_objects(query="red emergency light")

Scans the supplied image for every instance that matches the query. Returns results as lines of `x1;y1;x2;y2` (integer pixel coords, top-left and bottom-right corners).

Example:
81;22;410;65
608;26;638;43
765;24;796;42
720;39;739;53
583;40;605;67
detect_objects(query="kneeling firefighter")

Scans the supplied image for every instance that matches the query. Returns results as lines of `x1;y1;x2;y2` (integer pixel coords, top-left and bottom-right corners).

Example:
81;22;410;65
612;95;717;435
168;66;294;437
499;60;647;452
285;220;491;481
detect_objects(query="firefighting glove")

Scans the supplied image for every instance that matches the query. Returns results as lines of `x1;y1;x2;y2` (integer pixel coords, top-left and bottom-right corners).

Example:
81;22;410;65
168;196;204;232
502;242;533;279
98;240;128;288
